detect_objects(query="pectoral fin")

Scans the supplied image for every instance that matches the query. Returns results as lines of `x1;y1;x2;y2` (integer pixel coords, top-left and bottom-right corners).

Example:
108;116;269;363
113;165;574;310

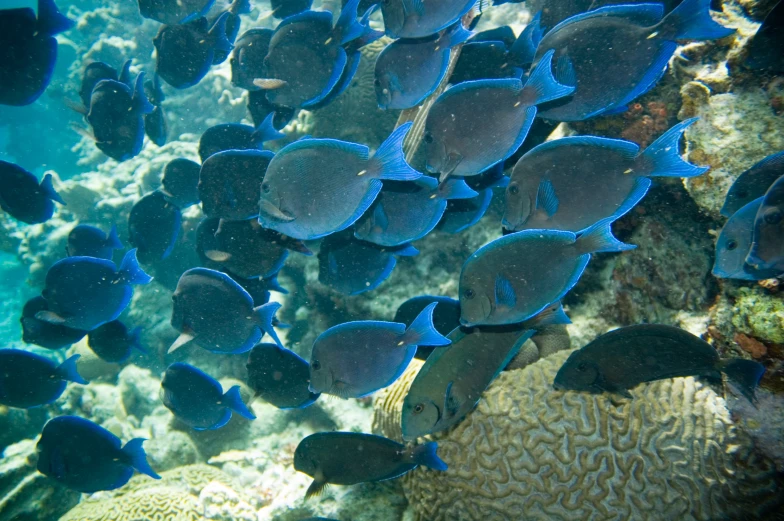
168;331;195;354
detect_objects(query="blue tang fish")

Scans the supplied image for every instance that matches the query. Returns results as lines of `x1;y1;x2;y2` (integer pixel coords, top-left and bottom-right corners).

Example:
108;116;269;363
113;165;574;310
231;28;274;90
722;151;784;217
160;158;201;209
137;0;215;25
88;320;144;364
233;272;288;306
503;119;708;233
198;114;284;162
393;295;461;360
295;432;446;498
379;0;475;38
354;177;477;246
168;267;283;354
36;416;160;492
744;0;784;73
317;231;418;295
86;74;154;161
532;0;734;122
459;218;634;326
128;191;182;264
309;302;450;398
374;22;473;110
66;224;122;260
271;0;313;19
254;0;368;108
748;174;784;274
246;342;320;409
0;350;86;408
210;0;252;65
20;296;87;350
424;50;574;179
258;123;421;240
78;59;131;110
0;0;74;106
712;198;777;280
161;362;256;430
143;73;167;147
153;13;233;89
553;324;765;402
199;149;274;221
38;249;153;331
247;90;297;132
0;162;65;224
438;188;493;234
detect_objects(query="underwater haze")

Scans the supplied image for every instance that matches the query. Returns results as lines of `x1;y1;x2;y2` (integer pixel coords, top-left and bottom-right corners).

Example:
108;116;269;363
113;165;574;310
0;0;783;520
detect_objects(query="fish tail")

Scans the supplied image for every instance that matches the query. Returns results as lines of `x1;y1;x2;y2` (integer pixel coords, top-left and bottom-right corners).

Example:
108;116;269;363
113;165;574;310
264;273;288;294
637;118;709;178
222;385;257;420
179;0;216;23
252;113;286;145
334;0;365;46
411;442;448;471
129;327;146;354
508;12;543;67
254;302;284;348
354;4;384;48
574;218;636;255
525;301;571;328
39;174;66;205
118;249;154;285
392;243;419;257
106;223;123;249
36;0;75;35
719;358;765;402
519;50;575;106
656;0;735;40
56;355;88;385
209;12;234;53
132;73;154;115
442;21;474;48
403;303;451;347
119;60;132;86
369;123;422;181
438;178;478;200
121;438;161;480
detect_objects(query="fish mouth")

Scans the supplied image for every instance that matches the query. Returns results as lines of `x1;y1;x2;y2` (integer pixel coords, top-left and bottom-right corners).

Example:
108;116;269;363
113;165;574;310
258;197;294;223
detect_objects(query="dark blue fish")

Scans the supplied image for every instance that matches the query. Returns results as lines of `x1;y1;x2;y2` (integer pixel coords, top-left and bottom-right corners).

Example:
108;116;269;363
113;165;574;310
169;267;283;354
294;432;446;498
78;60;131;110
0;350;86;408
712;197;779;280
160;158;201;209
233;271;288;306
198;114;284;161
318;231;418;295
309;302;450;398
0;0;74;106
211;0;252;64
87;74;154;161
199;149;274;220
66;224;122;260
271;0;313;19
721;151;784;217
744;0;784;73
138;0;215;25
39;249;153;331
355;177;477;246
424;50;573;179
553;324;765;401
375;23;472;110
459;218;634;326
503;119;708;233
231;28;274;90
533;0;734;122
258;124;421;240
247;90;297;132
128;191;182;264
438;188;493;234
143;74;167;147
254;0;368;108
450;22;540;84
748;174;784;274
162;362;255;430
87;320;144;363
0;162;65;224
393;295;461;360
246;342;320;409
153;13;233;89
379;0;475;38
20;296;87;350
36;415;160;492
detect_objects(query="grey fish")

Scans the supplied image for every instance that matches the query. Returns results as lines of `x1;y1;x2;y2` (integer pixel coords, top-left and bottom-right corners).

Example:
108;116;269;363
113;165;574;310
380;0;475;39
246;342;320;409
459;218;634;326
294;432;447;498
257;123;421;240
553;324;765;401
721;151;784;217
747;174;784;274
503;119;707;233
160;158;201;209
199;149;274;221
168;267;283;354
712;197;778;280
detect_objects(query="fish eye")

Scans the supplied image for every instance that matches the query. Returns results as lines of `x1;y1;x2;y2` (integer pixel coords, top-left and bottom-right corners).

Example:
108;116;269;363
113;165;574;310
424;132;434;144
764;209;782;225
312;360;320;371
262;183;270;194
413;403;424;414
463;288;475;299
374;79;381;86
509;184;519;195
726;240;738;251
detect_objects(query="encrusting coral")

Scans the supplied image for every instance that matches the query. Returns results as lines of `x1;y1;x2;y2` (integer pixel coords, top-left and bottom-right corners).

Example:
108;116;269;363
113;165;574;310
373;351;782;521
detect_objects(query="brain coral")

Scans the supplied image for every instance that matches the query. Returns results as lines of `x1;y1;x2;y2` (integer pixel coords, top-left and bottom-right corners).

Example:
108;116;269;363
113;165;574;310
373;351;782;521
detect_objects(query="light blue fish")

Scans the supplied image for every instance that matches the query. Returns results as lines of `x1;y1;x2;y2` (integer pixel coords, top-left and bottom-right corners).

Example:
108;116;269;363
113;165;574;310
380;0;476;39
712;197;778;280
